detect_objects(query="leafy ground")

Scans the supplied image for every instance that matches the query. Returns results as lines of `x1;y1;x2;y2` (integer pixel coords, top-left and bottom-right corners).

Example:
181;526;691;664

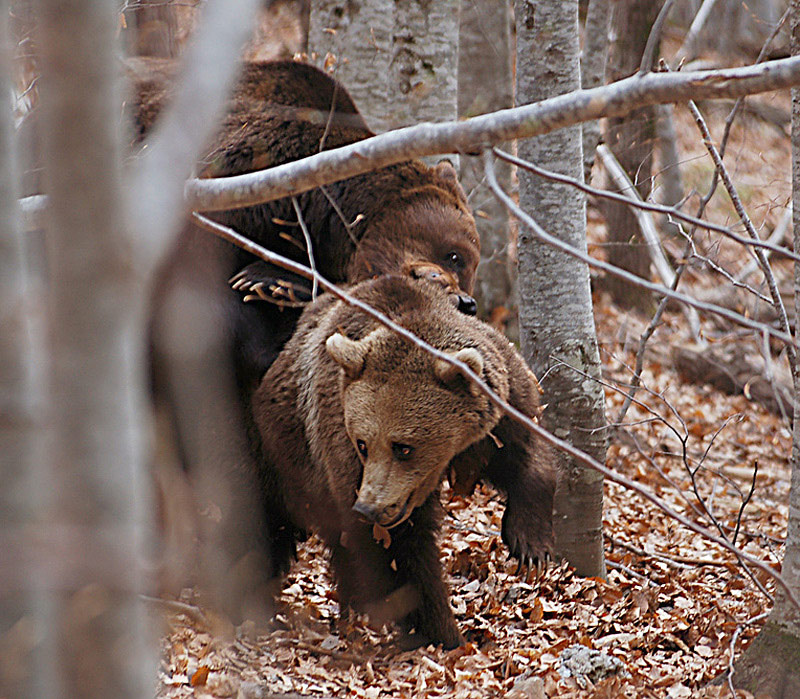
155;103;793;699
154;15;795;699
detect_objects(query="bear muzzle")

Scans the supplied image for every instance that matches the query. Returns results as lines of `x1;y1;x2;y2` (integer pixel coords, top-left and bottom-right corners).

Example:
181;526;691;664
352;496;410;529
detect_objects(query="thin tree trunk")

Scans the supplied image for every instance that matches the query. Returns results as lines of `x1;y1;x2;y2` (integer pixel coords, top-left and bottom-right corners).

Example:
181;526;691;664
308;0;460;133
602;0;663;313
31;0;153;694
458;0;514;321
581;0;611;183
655;103;685;234
0;2;47;693
515;0;607;578
732;2;800;693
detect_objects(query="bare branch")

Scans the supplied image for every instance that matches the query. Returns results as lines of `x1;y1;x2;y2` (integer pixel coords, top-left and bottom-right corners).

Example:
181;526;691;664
186;56;800;212
687;98;797;368
483;151;795;346
492;148;800;264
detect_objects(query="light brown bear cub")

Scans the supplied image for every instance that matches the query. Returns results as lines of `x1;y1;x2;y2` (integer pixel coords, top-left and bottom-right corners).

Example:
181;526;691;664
251;274;555;649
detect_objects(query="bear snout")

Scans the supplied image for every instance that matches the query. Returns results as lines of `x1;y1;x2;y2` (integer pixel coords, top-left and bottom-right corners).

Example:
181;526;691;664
457;293;478;316
352;498;408;528
352;499;381;522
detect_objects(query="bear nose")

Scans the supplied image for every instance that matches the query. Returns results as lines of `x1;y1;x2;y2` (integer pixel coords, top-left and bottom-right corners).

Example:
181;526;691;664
352;500;380;522
458;294;478;316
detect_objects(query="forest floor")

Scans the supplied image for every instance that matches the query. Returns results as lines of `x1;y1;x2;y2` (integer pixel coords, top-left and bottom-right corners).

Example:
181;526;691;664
154;19;795;699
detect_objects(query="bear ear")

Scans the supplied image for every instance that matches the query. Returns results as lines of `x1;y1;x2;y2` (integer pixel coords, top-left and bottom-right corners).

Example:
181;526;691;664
435;348;484;393
326;332;372;379
434;158;458;183
434;159;469;205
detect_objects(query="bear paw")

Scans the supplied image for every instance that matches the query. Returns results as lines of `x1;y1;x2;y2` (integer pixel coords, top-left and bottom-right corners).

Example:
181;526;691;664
501;503;554;575
229;262;313;308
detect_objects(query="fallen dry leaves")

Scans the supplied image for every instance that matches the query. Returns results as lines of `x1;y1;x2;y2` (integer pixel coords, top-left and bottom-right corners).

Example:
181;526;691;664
155;36;794;699
155;336;790;698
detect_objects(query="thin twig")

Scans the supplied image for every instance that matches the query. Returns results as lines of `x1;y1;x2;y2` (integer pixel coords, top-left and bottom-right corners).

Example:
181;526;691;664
725;612;770;697
732;462;758;548
291;196;318;300
484;154;796;346
491;149;800;265
639;0;676;75
687;99;797;368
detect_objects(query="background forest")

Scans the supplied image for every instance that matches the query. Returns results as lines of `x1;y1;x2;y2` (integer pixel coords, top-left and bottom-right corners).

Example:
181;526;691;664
2;0;800;697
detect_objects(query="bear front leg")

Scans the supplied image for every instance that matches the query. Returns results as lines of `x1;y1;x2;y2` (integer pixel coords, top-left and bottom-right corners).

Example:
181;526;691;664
483;417;556;571
329;525;399;628
389;499;463;649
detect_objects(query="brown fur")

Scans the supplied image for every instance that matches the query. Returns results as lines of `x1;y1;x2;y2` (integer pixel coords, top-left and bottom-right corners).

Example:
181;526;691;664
251;275;555;648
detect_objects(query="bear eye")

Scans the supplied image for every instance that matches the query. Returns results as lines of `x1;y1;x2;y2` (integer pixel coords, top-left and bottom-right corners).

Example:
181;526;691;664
356;439;368;459
444;251;463;270
392;443;414;461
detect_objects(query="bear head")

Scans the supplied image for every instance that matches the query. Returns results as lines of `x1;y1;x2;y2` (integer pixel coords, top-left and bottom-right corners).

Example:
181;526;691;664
346;161;481;295
325;325;508;529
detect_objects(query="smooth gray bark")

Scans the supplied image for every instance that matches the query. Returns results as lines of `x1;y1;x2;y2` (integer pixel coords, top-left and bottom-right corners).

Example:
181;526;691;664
515;0;607;577
0;2;46;693
30;0;153;695
308;0;460;134
458;0;514;321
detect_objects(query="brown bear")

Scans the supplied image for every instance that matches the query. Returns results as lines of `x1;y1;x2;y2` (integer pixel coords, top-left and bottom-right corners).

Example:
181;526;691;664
251;273;555;649
145;60;485;608
144;61;555;622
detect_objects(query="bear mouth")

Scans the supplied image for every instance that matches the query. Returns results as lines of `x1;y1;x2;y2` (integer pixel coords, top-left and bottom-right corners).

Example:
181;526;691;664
382;496;412;529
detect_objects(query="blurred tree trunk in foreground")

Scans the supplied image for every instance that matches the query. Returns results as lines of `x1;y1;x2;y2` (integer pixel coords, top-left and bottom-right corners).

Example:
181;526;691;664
731;2;800;694
602;0;663;313
0;1;46;693
458;0;514;323
21;0;154;695
515;0;607;578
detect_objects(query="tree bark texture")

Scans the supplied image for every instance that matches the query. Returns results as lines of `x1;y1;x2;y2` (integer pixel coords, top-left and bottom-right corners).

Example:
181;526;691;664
602;0;663;313
732;3;800;694
515;0;607;578
308;0;460;133
31;0;153;694
458;0;514;321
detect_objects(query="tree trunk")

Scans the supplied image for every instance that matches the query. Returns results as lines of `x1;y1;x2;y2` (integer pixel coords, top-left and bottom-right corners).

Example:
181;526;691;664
515;0;607;578
712;0;788;58
458;0;514;321
731;2;800;694
0;2;47;694
126;0;178;57
30;0;154;694
580;0;611;183
601;0;663;313
308;0;460;134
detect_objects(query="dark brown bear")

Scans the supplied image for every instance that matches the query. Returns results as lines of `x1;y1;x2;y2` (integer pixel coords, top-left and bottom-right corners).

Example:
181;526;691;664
144;60;546;619
252;273;555;648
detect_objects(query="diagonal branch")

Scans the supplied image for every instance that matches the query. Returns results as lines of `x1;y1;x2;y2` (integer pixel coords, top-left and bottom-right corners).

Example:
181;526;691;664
190;210;800;616
186;56;800;212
